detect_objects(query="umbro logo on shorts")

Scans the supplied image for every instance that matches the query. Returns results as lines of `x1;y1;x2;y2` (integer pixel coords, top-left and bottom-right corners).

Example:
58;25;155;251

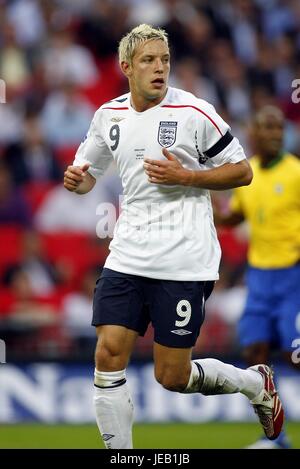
170;329;192;336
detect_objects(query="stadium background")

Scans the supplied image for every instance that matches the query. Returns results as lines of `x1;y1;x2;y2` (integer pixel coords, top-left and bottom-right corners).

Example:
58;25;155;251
0;0;299;448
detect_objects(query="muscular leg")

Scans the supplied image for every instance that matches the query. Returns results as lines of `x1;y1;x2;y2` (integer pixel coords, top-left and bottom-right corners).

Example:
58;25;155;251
95;324;138;371
94;325;139;449
153;342;263;398
242;342;270;367
153;343;192;391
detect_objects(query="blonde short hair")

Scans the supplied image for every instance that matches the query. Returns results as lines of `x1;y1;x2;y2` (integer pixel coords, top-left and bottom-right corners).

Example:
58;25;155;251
118;24;169;65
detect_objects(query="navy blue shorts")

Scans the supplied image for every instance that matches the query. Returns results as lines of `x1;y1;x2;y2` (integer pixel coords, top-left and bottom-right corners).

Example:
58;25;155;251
92;268;214;348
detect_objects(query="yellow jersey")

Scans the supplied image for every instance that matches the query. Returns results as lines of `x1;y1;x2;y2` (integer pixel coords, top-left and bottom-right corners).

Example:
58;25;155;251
230;153;300;268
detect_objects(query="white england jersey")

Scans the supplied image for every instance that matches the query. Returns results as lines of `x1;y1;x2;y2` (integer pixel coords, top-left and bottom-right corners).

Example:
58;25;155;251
73;87;246;280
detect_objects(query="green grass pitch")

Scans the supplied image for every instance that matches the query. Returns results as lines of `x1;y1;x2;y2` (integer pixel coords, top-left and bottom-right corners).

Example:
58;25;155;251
0;422;299;448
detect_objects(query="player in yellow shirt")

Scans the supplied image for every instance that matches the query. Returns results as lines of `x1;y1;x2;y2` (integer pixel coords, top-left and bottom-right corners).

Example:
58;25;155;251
215;105;300;448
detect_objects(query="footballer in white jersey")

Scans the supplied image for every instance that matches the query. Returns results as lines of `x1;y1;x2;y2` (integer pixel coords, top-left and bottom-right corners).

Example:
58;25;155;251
73;86;246;280
64;25;283;451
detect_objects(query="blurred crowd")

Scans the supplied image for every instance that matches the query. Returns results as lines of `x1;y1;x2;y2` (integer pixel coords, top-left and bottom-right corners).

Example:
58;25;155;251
0;0;299;360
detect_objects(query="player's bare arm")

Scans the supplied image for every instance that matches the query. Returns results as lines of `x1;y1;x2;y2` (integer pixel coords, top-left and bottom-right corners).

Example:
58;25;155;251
211;194;245;226
64;163;96;194
144;148;253;190
213;206;245;226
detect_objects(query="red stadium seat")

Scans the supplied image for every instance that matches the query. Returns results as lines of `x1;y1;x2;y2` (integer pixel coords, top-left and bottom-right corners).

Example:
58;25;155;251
54;146;78;171
218;227;248;266
40;232;108;285
80;57;125;108
0;225;23;276
23;181;58;216
0;287;15;316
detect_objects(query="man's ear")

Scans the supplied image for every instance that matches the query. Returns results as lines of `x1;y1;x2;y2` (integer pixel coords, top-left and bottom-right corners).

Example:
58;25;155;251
121;61;132;78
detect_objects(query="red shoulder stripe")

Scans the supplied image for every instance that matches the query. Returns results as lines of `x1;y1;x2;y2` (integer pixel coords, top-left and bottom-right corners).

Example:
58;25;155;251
162;104;223;136
102;107;129;110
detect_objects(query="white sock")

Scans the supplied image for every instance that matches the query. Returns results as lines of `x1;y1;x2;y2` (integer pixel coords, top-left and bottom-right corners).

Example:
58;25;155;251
94;369;134;449
181;362;202;393
183;359;263;399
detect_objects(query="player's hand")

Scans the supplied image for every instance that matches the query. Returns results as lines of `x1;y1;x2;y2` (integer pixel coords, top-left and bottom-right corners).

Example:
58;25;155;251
144;148;191;185
64;163;90;192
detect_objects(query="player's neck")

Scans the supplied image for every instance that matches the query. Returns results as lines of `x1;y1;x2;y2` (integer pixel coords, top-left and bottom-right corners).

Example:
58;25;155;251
259;151;284;168
130;90;167;112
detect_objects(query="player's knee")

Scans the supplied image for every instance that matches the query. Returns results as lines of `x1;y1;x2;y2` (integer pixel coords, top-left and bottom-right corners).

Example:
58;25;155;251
155;368;188;392
242;344;269;366
242;348;257;366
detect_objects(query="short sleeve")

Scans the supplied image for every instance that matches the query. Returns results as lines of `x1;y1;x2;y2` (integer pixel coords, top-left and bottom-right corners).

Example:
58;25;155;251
196;101;247;167
207;137;247;167
198;102;230;152
73;110;113;179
